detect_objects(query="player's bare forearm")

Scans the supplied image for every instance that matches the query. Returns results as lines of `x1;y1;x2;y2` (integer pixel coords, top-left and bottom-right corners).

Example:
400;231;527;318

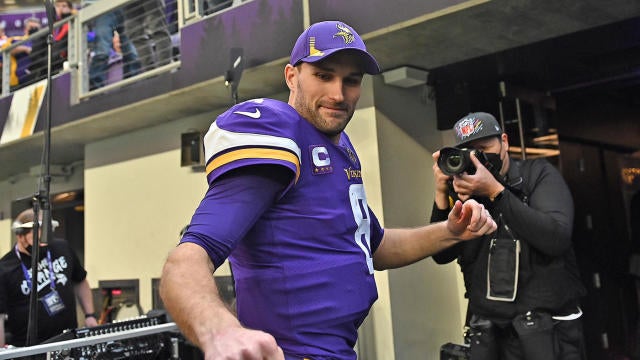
373;222;460;269
373;199;496;270
160;243;241;350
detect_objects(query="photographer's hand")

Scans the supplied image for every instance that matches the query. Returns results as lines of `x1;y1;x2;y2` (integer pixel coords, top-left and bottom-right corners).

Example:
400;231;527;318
452;151;504;200
432;151;452;209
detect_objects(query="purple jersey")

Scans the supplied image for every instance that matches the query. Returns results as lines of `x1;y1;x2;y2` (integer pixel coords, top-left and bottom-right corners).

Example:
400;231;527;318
200;98;383;359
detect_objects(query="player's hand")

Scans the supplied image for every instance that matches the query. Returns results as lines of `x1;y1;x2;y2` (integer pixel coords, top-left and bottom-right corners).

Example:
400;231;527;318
447;199;497;240
203;327;284;360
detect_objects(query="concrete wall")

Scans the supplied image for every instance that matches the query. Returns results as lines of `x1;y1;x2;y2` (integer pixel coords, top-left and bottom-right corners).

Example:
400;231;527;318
371;77;466;359
344;76;395;359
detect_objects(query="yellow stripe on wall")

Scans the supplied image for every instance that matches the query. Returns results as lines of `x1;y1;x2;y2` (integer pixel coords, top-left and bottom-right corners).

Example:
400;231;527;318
21;84;45;138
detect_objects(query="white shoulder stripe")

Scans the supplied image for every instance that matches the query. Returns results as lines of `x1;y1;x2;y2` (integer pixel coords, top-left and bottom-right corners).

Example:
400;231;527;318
204;121;302;162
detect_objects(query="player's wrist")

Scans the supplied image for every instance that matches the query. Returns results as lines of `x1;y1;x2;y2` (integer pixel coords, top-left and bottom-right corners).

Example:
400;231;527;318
84;312;96;319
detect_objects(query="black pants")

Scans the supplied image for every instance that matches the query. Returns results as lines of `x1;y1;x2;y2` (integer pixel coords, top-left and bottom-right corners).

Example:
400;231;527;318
468;314;586;360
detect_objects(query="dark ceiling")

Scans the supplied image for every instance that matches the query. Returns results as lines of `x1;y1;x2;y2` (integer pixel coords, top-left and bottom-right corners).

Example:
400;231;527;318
431;16;640;95
427;15;640;133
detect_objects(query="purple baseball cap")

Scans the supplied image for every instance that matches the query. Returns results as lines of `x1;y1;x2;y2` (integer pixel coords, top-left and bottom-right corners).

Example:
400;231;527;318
290;21;381;75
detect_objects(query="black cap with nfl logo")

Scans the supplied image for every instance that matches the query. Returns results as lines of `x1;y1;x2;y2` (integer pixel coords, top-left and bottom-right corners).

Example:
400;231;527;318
453;112;503;147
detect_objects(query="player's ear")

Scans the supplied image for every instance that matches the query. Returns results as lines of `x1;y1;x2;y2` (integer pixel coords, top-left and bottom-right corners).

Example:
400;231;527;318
284;64;297;91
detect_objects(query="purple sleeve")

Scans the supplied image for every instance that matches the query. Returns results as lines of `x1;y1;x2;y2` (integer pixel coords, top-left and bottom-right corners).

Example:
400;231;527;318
179;165;291;268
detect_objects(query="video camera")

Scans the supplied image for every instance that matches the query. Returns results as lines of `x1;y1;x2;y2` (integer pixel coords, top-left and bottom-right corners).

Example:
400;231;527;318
437;147;491;176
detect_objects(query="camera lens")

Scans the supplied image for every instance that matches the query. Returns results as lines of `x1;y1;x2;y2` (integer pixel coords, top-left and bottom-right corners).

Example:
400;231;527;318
446;155;462;170
437;147;474;176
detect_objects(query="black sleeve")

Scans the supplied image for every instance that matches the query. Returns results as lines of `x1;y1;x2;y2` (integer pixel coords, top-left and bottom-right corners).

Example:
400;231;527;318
494;159;574;256
52;239;87;283
429;201;449;223
430;202;461;264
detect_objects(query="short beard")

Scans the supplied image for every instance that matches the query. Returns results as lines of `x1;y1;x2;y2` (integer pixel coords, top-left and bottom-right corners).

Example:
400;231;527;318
293;83;346;139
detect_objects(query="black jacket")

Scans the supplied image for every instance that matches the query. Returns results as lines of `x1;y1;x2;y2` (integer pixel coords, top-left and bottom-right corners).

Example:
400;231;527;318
431;157;586;320
0;238;87;346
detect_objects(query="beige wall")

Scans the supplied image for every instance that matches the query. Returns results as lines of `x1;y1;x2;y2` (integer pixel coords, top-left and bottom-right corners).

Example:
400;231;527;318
346;106;395;360
0;219;11;255
84;149;203;310
370;76;467;359
377;112;467;358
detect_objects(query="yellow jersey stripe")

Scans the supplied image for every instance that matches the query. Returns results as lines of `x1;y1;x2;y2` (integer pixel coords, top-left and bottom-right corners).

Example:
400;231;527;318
206;148;300;181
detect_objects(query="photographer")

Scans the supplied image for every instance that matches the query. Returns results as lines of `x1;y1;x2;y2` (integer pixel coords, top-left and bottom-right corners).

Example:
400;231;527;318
430;112;587;360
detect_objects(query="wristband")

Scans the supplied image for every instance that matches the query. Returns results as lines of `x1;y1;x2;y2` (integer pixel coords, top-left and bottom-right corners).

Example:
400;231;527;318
84;313;96;319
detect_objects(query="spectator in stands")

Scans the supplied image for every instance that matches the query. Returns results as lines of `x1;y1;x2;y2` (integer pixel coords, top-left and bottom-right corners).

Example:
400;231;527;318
4;18;41;90
52;0;77;74
127;0;173;71
0;23;7;46
0;23;7;49
84;1;141;90
28;18;49;85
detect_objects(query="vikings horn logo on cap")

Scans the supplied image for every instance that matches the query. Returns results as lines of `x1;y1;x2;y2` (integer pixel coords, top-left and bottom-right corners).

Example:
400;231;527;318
334;23;355;45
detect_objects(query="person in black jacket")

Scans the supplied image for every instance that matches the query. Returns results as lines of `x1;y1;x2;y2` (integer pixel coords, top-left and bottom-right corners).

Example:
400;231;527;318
430;112;587;360
0;208;98;347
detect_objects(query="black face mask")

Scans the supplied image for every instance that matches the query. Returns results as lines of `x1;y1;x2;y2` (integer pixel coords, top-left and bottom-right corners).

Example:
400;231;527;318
28;27;39;35
483;152;503;179
24;244;48;258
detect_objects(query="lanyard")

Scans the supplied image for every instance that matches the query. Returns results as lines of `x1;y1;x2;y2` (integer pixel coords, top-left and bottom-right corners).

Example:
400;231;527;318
14;245;56;292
